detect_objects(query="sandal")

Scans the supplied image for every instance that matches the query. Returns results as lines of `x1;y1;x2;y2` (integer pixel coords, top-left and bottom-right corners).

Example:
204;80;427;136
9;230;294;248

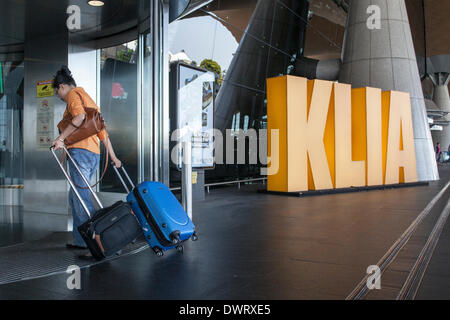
78;253;94;261
66;243;88;250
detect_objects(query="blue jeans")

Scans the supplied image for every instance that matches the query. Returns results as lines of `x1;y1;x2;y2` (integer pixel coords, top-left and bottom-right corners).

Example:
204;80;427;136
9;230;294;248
68;148;100;247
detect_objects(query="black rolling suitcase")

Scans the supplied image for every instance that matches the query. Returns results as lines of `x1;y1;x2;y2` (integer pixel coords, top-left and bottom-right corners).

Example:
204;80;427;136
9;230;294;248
51;146;143;261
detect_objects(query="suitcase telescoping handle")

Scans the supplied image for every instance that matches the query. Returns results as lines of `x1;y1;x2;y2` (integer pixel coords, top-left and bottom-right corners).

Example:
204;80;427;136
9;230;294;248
112;163;135;194
50;146;104;218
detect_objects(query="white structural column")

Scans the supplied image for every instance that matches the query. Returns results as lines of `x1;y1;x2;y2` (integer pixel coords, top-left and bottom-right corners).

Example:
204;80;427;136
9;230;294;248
430;73;450;152
182;140;193;220
339;0;439;181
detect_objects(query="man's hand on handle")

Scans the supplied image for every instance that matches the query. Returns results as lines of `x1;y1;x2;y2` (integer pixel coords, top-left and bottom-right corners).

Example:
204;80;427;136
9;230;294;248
111;157;122;168
51;138;65;150
52;135;121;168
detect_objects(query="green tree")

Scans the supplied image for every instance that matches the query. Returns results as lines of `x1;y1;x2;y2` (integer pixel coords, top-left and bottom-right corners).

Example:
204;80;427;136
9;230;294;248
200;59;221;74
200;59;223;85
116;48;133;62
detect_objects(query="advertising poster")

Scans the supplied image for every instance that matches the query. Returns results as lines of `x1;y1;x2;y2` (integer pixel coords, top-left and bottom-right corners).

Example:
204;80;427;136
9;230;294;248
178;65;215;169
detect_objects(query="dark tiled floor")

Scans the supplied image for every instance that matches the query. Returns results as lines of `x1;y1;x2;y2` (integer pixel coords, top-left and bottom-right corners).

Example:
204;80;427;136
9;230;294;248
416;200;450;300
0;232;148;286
0;207;70;248
0;165;449;299
365;169;450;300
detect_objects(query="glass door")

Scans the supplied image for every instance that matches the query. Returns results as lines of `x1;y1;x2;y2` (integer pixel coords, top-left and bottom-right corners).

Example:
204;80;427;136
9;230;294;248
99;40;139;193
97;0;169;194
0;61;24;187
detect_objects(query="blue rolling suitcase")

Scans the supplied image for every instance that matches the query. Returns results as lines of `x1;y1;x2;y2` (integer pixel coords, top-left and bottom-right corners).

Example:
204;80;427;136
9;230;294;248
113;165;198;257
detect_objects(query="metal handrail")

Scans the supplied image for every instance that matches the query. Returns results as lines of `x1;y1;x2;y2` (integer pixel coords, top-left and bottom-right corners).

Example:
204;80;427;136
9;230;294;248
169;177;267;192
206;177;267;187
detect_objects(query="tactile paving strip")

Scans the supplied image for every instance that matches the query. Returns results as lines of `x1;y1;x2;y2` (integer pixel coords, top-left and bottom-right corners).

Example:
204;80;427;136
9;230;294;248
0;232;149;285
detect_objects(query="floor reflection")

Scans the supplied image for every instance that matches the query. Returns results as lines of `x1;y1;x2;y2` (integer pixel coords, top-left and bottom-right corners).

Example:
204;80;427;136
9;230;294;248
0;206;70;248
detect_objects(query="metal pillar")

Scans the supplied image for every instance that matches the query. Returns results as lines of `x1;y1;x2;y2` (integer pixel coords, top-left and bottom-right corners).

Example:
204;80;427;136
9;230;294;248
150;0;170;186
182;140;192;220
430;73;450;152
339;0;439;181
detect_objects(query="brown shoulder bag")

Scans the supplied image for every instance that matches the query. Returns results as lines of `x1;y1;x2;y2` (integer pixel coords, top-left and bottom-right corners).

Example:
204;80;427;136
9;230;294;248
57;92;109;189
57;93;106;145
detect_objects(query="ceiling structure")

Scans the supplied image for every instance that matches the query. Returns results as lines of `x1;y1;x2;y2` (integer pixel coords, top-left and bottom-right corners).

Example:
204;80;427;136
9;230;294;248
0;0;448;64
0;0;25;48
304;0;346;60
0;0;144;52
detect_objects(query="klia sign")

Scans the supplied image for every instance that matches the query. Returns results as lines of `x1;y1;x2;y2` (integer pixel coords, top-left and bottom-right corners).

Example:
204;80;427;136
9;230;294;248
266;76;418;192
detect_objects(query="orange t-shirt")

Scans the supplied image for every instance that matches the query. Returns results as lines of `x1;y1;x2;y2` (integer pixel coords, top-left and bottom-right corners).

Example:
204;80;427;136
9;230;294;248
63;87;108;155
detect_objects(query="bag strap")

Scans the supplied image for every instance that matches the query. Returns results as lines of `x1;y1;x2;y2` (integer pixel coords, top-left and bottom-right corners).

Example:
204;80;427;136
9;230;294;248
61;145;109;190
62;91;109;190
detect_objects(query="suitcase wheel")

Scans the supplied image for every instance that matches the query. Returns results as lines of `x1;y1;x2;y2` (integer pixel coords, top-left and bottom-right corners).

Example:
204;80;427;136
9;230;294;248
191;232;198;241
153;247;164;257
176;245;184;253
169;231;181;245
171;235;180;245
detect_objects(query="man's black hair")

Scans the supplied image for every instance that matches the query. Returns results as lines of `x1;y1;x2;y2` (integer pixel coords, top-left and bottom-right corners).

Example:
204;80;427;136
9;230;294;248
52;66;76;89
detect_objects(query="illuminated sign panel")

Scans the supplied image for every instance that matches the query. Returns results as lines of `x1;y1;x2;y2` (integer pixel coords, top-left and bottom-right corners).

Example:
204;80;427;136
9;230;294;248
266;76;418;192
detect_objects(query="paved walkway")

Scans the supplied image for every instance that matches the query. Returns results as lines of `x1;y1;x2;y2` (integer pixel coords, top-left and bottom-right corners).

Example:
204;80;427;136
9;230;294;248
416;164;450;299
0;165;449;299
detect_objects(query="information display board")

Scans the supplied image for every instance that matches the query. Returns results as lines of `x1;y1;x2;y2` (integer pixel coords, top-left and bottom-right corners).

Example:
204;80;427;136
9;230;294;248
36;98;54;150
175;64;215;169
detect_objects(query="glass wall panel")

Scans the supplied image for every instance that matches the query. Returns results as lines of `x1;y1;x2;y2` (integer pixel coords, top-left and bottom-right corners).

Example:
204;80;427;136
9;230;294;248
170;0;338;183
99;40;139;193
0;61;24;186
0;0;155;210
